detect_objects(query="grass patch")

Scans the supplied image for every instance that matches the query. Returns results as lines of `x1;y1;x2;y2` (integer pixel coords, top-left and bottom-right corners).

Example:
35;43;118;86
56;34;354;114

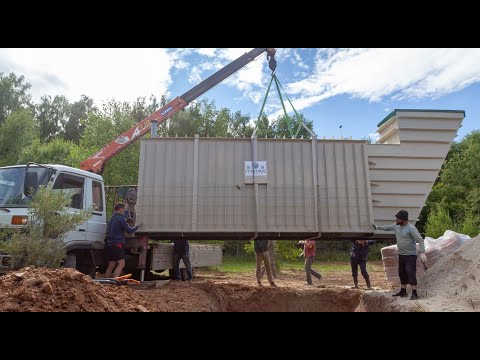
208;256;256;273
206;256;383;274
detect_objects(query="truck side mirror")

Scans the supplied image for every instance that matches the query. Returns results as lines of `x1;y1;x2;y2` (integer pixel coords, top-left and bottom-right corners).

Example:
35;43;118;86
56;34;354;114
24;171;39;197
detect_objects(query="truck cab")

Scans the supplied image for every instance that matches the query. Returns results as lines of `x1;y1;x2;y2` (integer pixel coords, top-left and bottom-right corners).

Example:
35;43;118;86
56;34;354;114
0;164;107;275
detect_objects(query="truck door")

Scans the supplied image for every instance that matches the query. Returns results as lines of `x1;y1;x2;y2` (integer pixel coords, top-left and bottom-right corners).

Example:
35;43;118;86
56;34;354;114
52;173;87;243
86;179;107;246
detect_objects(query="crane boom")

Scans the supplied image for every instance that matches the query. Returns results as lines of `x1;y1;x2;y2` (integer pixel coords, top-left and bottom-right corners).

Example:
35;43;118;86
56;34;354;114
80;48;277;174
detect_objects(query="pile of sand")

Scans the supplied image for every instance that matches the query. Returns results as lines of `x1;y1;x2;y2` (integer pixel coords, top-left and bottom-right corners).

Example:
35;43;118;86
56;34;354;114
0;267;151;312
420;235;480;311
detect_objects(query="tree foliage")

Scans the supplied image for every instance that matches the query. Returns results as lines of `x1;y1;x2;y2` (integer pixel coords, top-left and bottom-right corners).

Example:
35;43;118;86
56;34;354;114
0;109;37;166
62;95;95;143
0;186;91;268
0;73;33;125
420;130;480;237
36;95;70;142
18;138;81;167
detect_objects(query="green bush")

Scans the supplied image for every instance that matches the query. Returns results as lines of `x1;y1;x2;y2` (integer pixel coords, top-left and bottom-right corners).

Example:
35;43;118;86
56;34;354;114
458;211;480;237
0;185;91;268
425;204;455;238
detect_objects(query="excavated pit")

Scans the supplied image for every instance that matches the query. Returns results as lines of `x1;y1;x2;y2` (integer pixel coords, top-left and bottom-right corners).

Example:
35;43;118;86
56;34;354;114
207;283;362;312
140;281;405;312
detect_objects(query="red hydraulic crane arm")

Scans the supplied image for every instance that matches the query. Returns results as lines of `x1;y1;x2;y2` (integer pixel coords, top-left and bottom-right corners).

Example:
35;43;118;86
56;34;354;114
80;48;277;174
80;97;187;174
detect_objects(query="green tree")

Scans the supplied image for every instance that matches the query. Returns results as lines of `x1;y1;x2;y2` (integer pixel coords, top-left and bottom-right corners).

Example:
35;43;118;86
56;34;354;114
229;110;254;138
0;73;33;125
425;204;455;238
36;95;70;142
63;95;95;143
458;211;480;237
254;114;275;138
0;186;91;269
79;100;141;185
0;109;37;166
18;138;81;167
418;130;480;234
130;95;159;123
273;113;316;139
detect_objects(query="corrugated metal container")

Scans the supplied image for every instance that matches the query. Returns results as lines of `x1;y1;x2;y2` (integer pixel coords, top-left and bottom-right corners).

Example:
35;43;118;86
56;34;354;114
136;109;464;240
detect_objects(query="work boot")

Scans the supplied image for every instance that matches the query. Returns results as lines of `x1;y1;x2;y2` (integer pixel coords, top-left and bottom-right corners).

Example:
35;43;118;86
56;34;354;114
392;288;407;297
410;290;419;300
257;282;262;287
365;276;373;290
270;282;277;287
351;277;359;289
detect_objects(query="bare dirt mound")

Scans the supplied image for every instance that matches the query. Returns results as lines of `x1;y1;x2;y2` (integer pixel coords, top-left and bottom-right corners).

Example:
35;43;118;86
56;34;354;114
0;267;151;312
419;235;480;311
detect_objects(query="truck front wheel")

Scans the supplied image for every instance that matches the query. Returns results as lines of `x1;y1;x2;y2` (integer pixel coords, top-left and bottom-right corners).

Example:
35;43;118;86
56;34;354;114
64;253;76;269
64;251;97;279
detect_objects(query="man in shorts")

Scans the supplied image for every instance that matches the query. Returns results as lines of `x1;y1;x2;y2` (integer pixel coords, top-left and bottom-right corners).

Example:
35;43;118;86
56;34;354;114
104;202;142;278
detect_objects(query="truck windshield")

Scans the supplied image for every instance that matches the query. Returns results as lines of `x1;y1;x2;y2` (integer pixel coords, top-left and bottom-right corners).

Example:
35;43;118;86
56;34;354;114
0;167;52;207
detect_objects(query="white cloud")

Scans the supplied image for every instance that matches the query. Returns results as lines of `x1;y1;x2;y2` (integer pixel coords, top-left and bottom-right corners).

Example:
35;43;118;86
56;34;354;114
195;48;217;57
0;48;174;103
284;48;480;114
5;48;476;120
368;132;380;142
173;59;190;70
275;48;293;62
187;48;270;103
291;50;309;70
188;66;202;84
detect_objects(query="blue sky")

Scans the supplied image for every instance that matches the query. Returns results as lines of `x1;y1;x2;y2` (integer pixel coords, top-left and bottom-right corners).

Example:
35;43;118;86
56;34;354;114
0;48;478;141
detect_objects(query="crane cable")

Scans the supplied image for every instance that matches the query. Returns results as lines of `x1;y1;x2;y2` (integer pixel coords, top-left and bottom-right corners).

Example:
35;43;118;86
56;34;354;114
255;73;306;138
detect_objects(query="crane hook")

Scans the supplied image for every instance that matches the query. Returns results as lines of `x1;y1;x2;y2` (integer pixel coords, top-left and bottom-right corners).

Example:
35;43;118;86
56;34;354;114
266;48;277;72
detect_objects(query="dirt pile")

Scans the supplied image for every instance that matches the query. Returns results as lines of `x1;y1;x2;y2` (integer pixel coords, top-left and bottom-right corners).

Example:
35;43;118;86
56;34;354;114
0;267;152;312
420;235;480;311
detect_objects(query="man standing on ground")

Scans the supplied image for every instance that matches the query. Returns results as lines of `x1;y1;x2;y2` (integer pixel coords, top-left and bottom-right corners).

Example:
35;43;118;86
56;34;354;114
105;203;141;278
299;239;322;285
350;240;375;290
261;240;277;279
173;239;193;282
254;239;276;287
373;210;427;300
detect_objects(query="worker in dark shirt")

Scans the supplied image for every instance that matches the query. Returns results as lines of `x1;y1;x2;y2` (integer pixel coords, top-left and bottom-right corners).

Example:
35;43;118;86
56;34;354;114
254;239;276;287
173;239;193;282
104;203;142;278
350;239;375;290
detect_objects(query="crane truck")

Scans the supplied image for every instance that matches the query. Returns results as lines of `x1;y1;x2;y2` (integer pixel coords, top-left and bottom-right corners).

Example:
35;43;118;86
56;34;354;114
0;48;277;280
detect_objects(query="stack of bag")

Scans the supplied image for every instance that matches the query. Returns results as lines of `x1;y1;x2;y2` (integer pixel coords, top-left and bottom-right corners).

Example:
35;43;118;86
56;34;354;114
381;230;471;288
